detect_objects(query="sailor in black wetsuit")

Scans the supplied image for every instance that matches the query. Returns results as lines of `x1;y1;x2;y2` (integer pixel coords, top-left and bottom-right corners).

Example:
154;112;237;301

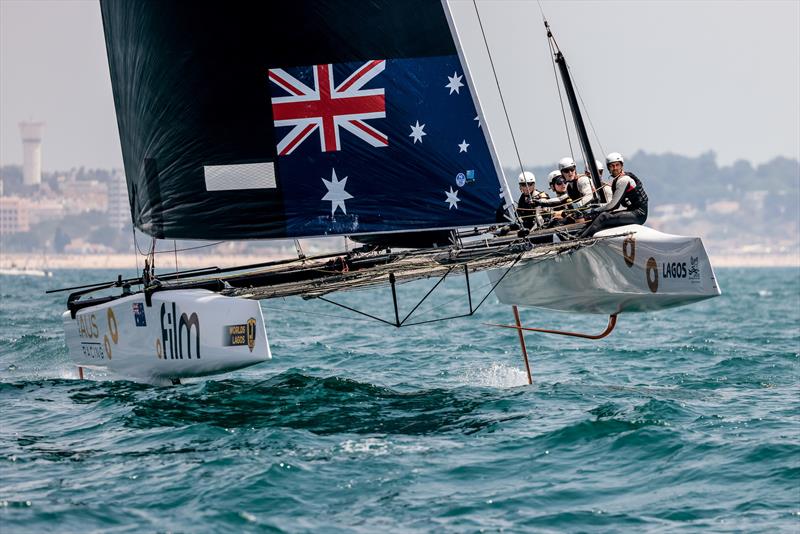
516;171;549;231
578;152;648;238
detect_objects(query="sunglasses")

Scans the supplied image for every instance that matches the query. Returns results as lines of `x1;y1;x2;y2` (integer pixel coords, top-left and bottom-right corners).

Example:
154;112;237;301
553;178;567;185
561;167;576;173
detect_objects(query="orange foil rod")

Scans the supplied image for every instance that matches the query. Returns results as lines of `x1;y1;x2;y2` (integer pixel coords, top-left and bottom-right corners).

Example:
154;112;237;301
488;313;618;340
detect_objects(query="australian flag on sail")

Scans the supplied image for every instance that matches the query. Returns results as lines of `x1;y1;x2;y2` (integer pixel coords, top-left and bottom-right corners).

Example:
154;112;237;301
269;54;502;237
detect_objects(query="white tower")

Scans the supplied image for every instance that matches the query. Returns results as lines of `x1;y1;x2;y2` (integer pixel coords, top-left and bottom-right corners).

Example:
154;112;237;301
19;121;45;186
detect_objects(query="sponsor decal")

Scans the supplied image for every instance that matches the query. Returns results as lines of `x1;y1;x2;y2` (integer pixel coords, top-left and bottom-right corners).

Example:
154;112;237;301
247;318;257;352
80;342;105;359
158;303;200;359
225;317;258;352
133;302;147;327
688;256;700;281
622;235;636;268
646;257;659;293
78;313;99;339
465;169;475;183
662;261;688;279
76;308;118;360
455;172;466;187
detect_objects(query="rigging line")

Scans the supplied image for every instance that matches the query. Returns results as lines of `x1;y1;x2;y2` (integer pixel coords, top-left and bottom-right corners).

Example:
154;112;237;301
547;28;575;161
130;224;139;277
148;236;156;274
470;0;525;176
173;240;179;278
398;252;526;320
137;240;225;256
568;65;606;159
404;252;527;325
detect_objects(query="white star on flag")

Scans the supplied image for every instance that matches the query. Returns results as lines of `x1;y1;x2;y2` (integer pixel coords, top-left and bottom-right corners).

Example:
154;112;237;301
409;120;427;144
445;72;464;95
321;168;353;215
444;187;460;209
458;140;469;153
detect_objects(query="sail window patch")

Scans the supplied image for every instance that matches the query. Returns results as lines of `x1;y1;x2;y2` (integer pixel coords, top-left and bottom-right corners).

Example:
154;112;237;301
204;162;277;191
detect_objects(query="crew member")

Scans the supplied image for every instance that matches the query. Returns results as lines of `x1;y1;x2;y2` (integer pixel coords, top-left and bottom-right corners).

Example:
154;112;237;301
515;171;548;230
559;156;594;213
532;171;573;225
578;152;648;237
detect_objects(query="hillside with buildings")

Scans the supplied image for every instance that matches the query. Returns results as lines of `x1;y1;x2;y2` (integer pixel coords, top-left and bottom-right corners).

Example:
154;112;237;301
1;150;798;266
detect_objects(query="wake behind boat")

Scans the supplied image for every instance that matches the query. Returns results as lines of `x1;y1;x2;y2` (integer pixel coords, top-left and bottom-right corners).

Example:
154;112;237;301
52;0;719;383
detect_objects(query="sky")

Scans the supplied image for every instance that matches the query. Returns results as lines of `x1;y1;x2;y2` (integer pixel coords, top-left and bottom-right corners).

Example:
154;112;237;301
0;0;798;173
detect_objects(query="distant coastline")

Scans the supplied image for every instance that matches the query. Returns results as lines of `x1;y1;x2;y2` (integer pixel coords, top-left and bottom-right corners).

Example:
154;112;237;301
1;252;797;271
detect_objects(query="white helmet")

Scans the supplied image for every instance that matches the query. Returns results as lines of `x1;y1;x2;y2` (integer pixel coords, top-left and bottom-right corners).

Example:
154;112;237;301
605;152;624;166
518;171;536;185
548;170;561;182
558;157;576;170
595;159;604;172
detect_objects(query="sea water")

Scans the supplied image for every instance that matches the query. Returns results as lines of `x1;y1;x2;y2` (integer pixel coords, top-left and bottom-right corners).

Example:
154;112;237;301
0;268;798;532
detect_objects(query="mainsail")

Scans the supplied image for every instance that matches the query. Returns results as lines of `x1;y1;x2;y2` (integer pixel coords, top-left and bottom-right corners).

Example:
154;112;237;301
101;0;506;240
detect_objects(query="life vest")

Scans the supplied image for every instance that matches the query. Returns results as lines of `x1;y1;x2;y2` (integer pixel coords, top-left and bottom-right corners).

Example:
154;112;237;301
566;180;582;201
612;171;648;211
517;192;546;228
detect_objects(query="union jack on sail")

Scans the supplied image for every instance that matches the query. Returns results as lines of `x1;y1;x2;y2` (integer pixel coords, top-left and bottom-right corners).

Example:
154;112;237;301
269;60;387;155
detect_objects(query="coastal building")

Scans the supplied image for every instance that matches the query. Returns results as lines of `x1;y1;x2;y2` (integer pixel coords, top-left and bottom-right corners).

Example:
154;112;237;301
107;169;130;229
18;122;45;186
0;196;30;234
26;198;65;224
58;174;108;214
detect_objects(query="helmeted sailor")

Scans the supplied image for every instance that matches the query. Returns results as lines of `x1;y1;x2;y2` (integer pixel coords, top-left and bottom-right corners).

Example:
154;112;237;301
533;170;572;219
559;156;594;211
545;170;577;225
515;171;548;230
577;152;649;238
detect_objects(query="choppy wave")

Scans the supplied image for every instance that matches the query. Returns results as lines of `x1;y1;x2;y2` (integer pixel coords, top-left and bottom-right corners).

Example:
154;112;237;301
0;268;798;532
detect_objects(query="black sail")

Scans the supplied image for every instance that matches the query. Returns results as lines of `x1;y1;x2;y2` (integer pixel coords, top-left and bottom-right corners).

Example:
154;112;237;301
101;0;505;240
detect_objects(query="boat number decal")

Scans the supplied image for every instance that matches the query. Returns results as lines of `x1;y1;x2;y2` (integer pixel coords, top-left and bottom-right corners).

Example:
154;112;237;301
107;309;119;344
104;308;118;359
225;317;257;352
646;257;658;293
104;336;113;360
622;236;636;267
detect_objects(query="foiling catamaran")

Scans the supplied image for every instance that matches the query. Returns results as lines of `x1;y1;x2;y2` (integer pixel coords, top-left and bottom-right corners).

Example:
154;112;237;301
51;0;719;385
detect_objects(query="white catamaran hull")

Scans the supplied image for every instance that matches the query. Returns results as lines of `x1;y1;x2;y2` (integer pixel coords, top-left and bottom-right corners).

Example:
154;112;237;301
63;289;270;383
488;225;720;314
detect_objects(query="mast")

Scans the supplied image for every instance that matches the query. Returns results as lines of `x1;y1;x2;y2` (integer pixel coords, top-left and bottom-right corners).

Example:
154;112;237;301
546;22;608;203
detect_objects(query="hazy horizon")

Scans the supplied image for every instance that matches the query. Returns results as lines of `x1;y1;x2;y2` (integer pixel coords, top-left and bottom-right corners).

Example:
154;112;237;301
1;0;798;172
